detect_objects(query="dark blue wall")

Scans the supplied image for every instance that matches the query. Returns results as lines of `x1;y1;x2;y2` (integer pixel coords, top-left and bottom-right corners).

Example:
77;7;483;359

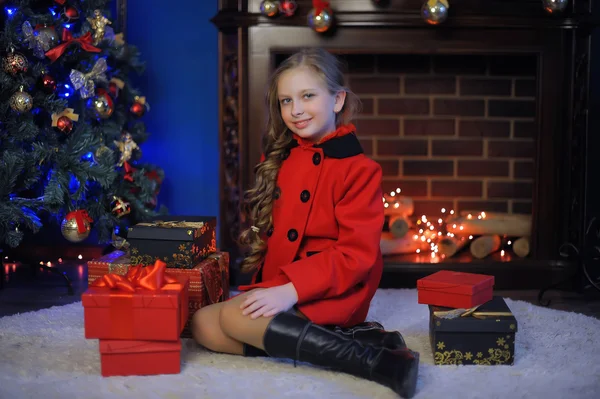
125;1;220;241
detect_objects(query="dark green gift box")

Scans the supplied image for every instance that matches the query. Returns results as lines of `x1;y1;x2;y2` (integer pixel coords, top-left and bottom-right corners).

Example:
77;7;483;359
127;216;217;269
429;296;518;366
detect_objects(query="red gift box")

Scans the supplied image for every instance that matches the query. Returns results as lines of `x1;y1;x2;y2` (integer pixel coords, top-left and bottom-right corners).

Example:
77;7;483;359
417;270;494;309
82;261;189;341
167;252;230;338
87;250;132;287
99;339;182;377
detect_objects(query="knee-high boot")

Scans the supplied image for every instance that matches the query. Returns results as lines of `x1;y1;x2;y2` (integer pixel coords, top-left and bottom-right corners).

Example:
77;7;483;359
244;321;405;358
262;312;419;398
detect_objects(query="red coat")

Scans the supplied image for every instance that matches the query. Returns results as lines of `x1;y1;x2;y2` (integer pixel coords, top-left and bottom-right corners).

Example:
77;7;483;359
238;125;384;327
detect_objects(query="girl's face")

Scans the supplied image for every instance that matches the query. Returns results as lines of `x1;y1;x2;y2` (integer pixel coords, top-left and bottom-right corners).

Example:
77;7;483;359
277;66;346;143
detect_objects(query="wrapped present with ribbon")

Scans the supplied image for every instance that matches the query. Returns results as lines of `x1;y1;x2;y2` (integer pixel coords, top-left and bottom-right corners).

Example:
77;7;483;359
82;260;189;341
87;250;132;286
428;296;518;366
128;216;217;269
69;57;107;99
417;270;494;309
166;252;230;338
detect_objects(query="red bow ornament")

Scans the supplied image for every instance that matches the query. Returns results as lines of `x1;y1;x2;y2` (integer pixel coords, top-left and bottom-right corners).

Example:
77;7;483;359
45;29;100;63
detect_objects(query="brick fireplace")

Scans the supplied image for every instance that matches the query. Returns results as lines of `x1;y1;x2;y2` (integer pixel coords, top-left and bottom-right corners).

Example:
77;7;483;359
211;1;598;290
332;53;536;216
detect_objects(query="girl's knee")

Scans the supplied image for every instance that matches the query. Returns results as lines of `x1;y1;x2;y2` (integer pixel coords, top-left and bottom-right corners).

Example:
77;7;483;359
218;299;242;336
191;305;219;345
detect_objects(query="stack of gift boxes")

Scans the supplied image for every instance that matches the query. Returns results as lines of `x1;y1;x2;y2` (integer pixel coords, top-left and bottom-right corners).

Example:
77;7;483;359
81;216;230;377
417;270;519;366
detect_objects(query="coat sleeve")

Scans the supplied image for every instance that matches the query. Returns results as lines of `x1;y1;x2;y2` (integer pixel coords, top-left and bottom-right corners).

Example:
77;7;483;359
278;158;384;304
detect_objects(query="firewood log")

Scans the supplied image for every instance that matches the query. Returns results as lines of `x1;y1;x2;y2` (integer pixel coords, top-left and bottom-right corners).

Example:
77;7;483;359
380;231;424;255
388;215;411;238
383;195;414;216
437;236;470;257
470;235;501;259
446;215;531;237
459;210;531;221
513;236;530;258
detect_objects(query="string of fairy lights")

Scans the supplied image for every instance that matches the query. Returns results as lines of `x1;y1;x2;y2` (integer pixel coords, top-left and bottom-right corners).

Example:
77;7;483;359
383;187;512;260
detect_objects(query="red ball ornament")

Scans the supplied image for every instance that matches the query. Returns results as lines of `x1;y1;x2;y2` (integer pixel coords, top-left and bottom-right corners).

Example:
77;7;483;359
130;101;146;118
63;6;80;22
56;116;73;134
280;0;297;16
39;74;57;94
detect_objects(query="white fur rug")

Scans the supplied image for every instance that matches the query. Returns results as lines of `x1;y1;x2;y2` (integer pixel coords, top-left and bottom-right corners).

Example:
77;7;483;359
1;289;599;399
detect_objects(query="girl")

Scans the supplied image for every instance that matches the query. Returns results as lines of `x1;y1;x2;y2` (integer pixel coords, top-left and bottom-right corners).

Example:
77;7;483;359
192;48;419;398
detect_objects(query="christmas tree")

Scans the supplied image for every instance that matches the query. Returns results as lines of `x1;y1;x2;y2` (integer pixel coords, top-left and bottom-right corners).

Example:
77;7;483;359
0;0;166;249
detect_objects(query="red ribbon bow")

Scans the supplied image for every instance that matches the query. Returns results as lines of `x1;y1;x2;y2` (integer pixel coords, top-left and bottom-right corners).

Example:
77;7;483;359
66;210;93;234
313;0;330;14
123;161;136;182
45;30;101;63
91;260;179;293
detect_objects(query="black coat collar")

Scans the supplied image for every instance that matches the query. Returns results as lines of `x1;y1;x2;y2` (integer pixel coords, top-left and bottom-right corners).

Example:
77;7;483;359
287;133;364;159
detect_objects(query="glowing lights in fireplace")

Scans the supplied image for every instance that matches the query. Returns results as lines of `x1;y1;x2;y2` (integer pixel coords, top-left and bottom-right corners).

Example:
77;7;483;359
382;186;509;261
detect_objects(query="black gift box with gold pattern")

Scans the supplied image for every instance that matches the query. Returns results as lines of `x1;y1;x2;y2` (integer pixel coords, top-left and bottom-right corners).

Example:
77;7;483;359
429;296;518;366
127;216;217;269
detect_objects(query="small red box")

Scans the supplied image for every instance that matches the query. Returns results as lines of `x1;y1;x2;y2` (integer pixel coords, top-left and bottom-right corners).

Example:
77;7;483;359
417;270;494;309
99;339;182;377
82;277;189;341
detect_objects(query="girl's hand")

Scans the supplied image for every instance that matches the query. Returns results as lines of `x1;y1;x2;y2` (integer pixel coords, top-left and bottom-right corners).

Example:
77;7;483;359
240;283;299;319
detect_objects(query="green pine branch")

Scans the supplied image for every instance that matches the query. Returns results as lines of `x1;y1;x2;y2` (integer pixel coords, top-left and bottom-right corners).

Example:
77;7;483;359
0;0;168;249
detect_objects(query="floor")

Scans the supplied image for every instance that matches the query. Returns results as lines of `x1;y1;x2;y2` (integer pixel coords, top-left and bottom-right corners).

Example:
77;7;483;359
1;257;600;319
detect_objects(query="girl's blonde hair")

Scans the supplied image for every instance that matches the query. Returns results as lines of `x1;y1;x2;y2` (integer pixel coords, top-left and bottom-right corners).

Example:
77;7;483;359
238;48;361;273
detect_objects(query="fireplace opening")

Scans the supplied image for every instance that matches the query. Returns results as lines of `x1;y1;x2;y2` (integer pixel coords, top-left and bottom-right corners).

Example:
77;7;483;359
276;52;538;264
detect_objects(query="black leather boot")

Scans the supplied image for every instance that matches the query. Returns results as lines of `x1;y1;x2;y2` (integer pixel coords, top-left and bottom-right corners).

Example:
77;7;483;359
333;321;407;350
243;343;267;357
245;322;405;357
263;312;419;398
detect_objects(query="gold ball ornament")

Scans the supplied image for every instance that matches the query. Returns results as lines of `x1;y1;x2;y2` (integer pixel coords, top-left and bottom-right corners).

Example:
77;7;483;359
421;0;449;25
93;144;111;162
88;88;114;119
2;50;29;75
10;86;33;113
307;7;334;33
61;215;91;243
260;0;280;17
542;0;568;14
